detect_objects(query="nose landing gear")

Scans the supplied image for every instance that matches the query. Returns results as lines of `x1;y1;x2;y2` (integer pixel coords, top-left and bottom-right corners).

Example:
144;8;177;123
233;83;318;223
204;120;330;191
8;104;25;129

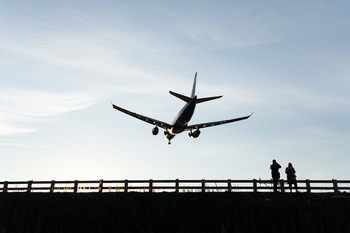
164;131;175;145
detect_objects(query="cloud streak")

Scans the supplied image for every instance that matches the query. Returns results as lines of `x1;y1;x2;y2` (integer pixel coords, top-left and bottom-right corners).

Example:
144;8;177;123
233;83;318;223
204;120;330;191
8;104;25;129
0;88;99;135
0;141;49;149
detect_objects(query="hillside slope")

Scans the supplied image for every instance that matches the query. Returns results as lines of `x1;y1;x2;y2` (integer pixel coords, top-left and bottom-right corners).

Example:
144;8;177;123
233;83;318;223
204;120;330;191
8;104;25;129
1;192;350;233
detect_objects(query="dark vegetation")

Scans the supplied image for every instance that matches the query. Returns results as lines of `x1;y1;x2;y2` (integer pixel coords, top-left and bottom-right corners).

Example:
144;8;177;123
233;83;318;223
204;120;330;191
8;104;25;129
1;192;350;233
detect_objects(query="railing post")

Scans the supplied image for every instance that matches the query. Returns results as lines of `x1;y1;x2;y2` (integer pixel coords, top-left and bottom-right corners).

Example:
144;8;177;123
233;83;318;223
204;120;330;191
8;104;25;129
306;179;311;193
227;179;232;193
253;179;258;193
50;180;55;193
124;180;128;193
280;179;285;193
99;179;104;193
27;180;33;193
201;179;206;193
333;179;339;193
3;181;8;193
149;179;153;193
175;179;179;193
74;180;78;193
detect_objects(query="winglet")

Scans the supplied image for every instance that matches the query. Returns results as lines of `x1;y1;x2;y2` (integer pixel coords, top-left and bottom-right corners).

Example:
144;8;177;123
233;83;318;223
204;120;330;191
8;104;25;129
191;72;197;99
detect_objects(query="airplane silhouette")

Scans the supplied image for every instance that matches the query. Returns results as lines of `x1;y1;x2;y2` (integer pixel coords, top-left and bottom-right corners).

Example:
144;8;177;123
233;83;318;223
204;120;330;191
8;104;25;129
111;72;252;144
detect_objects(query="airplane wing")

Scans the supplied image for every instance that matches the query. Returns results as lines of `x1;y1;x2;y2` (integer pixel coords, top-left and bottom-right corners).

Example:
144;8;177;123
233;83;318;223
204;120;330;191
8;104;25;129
111;102;172;129
186;113;253;130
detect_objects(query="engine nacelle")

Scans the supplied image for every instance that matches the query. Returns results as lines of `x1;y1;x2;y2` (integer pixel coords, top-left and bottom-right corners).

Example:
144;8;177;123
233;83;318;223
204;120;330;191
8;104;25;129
152;126;159;135
189;129;201;138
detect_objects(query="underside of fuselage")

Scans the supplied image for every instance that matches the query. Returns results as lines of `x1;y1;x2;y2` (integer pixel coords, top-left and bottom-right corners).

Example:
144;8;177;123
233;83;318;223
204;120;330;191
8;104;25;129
164;130;176;144
164;96;197;144
173;96;197;125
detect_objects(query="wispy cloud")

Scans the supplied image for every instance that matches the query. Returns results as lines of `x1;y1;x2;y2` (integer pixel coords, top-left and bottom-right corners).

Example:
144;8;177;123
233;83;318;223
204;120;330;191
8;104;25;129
166;3;281;49
0;88;99;135
0;20;181;91
0;141;49;149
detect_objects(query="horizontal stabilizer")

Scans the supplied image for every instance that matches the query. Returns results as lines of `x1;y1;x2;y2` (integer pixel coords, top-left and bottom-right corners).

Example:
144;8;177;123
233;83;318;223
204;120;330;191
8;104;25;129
196;95;223;103
169;91;192;103
170;90;222;104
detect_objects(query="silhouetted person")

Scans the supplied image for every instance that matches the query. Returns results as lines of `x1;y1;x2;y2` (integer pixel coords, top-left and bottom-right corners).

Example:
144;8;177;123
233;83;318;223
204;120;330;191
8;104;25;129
285;163;298;192
270;159;281;192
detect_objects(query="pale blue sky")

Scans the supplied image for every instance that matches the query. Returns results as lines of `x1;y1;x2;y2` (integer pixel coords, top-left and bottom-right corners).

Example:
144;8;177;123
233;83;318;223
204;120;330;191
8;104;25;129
1;1;349;181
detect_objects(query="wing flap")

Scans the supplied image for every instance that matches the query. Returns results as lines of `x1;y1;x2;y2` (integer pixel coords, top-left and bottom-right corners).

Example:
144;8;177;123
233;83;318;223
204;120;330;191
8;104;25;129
186;113;253;130
111;102;172;129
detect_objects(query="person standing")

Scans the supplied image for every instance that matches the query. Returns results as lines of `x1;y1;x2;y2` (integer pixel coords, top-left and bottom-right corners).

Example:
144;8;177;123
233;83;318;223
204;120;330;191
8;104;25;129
285;163;298;192
270;159;281;192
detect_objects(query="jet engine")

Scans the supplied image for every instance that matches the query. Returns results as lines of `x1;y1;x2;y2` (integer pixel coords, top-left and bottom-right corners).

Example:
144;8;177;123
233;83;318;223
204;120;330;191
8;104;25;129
152;126;159;135
189;129;201;138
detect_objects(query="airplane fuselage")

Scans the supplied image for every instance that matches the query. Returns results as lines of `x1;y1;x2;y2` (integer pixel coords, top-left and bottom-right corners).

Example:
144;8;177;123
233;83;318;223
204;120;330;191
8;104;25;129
166;96;197;138
111;72;252;144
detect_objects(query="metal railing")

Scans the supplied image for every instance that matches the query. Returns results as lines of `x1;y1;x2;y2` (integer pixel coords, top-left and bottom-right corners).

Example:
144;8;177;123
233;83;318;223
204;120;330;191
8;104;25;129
1;179;349;193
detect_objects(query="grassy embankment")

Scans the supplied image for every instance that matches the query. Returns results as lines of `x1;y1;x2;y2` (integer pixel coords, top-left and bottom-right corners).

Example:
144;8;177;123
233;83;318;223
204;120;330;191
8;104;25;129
1;192;350;233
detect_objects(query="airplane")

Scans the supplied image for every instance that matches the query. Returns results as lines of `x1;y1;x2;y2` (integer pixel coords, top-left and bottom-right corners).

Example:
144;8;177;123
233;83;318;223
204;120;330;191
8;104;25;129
111;72;252;144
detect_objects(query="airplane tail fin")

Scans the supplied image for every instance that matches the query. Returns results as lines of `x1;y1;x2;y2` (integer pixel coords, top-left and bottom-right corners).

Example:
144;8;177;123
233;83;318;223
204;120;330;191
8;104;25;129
168;72;197;103
191;72;223;103
191;72;197;98
169;72;223;103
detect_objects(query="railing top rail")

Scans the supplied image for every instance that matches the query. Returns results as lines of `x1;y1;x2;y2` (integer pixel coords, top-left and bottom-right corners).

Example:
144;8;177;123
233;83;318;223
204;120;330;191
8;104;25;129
0;181;30;185
332;180;350;183
298;180;335;184
1;179;350;185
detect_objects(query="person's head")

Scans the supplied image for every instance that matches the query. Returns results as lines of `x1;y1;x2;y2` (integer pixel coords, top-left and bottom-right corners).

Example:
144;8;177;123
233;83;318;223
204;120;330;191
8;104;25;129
273;159;276;164
288;163;293;168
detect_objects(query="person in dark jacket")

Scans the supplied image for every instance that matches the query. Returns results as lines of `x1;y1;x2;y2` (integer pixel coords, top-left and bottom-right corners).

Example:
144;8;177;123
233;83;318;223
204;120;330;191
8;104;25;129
285;163;298;192
270;159;281;192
